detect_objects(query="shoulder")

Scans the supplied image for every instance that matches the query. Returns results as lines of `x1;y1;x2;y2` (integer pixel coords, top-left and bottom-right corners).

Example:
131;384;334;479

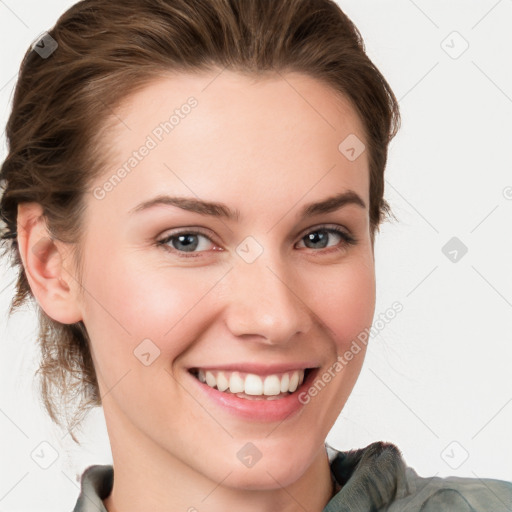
395;467;512;512
326;441;512;512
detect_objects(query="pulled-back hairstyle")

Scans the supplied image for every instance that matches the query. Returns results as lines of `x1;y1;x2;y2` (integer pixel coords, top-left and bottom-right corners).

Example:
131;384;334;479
0;0;400;443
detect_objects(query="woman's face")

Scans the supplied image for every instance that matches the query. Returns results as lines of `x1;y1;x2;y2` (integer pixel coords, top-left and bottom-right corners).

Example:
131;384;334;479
74;70;375;488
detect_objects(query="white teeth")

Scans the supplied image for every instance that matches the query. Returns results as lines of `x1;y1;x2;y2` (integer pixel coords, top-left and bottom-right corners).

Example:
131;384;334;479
244;374;263;395
289;371;299;392
263;375;281;396
194;368;307;396
229;372;244;393
216;371;229;392
280;373;289;393
205;370;216;388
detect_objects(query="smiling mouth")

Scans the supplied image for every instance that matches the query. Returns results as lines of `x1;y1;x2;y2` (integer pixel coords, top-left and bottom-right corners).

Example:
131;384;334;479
188;367;315;400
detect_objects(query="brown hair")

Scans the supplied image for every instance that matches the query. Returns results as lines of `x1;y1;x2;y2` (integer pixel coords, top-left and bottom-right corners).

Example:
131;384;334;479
0;0;400;443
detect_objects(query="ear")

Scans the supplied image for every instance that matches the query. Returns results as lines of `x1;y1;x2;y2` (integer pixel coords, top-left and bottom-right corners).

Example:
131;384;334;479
16;202;83;324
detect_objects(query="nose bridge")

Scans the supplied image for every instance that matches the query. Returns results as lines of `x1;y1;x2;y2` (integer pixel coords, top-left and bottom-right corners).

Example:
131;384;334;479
224;245;313;344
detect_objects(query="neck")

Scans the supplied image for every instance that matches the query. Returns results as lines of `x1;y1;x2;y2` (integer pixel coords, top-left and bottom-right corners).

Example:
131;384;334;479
102;408;335;512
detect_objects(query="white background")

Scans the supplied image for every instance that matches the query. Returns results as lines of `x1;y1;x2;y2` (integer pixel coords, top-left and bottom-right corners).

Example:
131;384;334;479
1;1;511;510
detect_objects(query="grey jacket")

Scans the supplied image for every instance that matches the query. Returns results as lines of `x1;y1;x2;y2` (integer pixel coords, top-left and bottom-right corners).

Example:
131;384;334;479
72;441;512;511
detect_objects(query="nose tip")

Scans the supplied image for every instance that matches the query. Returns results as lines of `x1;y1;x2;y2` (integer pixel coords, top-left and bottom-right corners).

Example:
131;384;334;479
224;261;313;345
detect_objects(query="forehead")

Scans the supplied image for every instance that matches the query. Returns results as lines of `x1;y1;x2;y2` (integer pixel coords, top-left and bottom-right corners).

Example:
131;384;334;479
93;69;369;212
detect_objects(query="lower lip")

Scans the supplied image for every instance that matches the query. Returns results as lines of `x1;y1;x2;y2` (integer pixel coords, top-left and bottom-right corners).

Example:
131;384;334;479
188;368;319;422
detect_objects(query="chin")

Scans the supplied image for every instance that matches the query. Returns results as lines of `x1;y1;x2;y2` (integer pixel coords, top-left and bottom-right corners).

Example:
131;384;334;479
213;444;314;491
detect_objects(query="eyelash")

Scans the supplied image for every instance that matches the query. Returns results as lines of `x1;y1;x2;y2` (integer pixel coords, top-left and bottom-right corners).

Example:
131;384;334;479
155;225;358;259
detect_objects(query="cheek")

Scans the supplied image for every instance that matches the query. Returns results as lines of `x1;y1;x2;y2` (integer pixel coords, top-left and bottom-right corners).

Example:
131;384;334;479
80;253;226;375
305;256;376;351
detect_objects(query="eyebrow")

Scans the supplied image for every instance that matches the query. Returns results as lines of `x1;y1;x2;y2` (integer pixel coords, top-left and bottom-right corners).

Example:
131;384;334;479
129;190;366;221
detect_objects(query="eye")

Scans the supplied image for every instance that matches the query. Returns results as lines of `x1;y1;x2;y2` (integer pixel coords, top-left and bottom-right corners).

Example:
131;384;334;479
156;225;357;258
156;229;216;257
296;225;357;253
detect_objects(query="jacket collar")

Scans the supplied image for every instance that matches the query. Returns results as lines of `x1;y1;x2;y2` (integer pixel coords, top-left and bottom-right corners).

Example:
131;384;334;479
324;440;411;511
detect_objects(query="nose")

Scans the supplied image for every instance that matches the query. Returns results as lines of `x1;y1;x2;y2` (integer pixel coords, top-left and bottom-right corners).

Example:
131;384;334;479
223;251;313;346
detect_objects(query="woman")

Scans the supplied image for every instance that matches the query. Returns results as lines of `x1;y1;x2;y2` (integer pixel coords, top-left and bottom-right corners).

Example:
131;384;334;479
0;1;511;511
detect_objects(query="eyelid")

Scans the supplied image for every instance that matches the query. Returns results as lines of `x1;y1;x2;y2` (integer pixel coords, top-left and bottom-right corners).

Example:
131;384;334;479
157;226;215;239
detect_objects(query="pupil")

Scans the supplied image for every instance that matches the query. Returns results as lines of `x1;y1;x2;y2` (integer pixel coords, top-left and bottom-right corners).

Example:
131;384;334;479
307;231;327;249
175;234;198;252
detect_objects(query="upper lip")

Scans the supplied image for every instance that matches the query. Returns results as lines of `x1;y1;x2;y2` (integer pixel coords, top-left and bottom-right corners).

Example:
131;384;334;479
188;362;320;376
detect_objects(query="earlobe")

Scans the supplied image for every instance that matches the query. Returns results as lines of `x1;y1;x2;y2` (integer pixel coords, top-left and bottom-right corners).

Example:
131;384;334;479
16;202;83;324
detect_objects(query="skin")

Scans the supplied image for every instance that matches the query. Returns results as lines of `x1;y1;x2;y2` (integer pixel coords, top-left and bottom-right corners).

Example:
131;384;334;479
17;69;376;512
